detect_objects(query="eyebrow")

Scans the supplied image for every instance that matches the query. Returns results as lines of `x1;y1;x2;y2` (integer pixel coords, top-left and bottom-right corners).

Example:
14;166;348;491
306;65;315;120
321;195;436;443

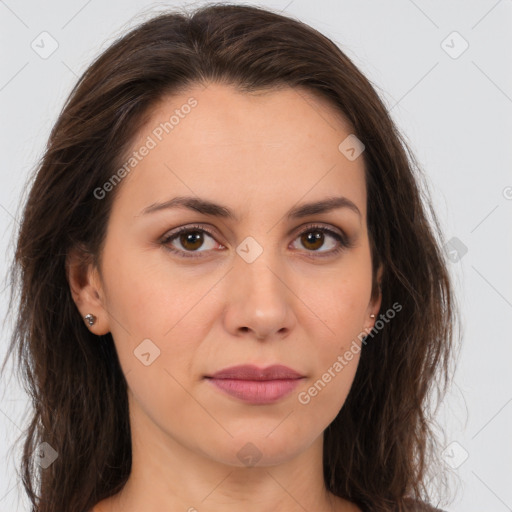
140;195;362;221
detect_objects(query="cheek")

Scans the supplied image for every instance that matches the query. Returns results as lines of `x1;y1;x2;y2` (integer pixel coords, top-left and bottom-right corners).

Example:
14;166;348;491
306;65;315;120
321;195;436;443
102;238;218;337
101;247;223;387
305;271;371;347
295;271;368;411
295;346;361;435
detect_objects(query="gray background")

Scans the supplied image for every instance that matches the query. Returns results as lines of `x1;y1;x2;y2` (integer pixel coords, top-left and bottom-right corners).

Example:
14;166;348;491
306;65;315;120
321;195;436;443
1;1;511;511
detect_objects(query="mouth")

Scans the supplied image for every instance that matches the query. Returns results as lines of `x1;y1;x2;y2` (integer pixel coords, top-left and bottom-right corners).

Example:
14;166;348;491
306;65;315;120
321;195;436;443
204;364;305;405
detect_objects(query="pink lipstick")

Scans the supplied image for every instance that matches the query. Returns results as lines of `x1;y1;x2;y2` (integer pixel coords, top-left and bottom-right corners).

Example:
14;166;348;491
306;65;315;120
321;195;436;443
205;364;304;405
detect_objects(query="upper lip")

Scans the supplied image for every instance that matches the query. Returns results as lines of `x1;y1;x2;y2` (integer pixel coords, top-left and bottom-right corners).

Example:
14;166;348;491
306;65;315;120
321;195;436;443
206;364;304;380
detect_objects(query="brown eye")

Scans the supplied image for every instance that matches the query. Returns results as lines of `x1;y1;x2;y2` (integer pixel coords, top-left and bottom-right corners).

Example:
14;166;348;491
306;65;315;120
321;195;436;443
161;225;222;258
161;223;352;260
178;231;205;251
291;225;350;257
300;230;325;251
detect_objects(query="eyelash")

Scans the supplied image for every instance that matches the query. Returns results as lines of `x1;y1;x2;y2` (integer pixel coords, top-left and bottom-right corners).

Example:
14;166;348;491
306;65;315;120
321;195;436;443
161;223;354;260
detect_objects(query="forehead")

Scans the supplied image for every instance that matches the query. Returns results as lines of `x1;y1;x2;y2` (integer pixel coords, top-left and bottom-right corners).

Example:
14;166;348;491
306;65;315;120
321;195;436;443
146;82;355;146
113;82;367;222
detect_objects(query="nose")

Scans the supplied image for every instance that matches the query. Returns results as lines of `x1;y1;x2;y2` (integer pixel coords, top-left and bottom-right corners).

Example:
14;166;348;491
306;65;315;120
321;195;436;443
222;247;296;341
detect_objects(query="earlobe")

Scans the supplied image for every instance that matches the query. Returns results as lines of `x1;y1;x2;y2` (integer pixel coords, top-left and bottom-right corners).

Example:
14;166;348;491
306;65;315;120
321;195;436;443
65;247;110;335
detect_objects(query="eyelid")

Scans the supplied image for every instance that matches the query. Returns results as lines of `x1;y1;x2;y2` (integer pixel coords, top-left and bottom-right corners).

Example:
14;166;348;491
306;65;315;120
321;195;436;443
160;222;354;259
162;222;346;241
161;223;220;245
289;221;344;238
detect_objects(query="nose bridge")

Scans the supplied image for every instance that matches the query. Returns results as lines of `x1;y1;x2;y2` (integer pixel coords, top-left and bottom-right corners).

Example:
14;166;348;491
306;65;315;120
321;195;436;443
234;233;286;298
224;233;294;339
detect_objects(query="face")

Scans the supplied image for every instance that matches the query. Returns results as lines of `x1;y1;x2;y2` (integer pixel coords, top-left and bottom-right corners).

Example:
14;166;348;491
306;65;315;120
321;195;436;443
75;82;381;468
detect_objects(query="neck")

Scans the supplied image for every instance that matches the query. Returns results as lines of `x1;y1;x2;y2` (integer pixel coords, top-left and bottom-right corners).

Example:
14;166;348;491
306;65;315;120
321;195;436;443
95;393;359;512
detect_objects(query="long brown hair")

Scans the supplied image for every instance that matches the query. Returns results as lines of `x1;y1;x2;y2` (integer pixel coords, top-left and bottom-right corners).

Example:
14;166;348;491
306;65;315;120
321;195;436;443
1;3;460;511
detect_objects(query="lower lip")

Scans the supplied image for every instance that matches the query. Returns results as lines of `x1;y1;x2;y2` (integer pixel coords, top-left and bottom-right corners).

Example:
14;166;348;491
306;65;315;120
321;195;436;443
206;378;303;404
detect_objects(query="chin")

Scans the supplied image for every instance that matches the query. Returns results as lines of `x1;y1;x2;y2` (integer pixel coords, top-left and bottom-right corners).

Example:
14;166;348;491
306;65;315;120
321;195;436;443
199;428;315;468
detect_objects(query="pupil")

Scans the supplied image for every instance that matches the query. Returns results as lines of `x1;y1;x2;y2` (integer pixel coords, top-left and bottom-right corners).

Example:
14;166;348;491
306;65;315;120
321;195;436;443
304;231;323;249
182;232;203;250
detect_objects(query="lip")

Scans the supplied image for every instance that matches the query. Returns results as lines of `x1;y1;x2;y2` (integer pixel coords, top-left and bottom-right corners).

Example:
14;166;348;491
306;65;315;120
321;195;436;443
207;364;304;380
205;364;305;405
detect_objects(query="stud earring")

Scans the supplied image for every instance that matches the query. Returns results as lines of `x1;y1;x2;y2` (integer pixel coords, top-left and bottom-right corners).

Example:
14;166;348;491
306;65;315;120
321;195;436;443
370;314;375;318
84;314;96;327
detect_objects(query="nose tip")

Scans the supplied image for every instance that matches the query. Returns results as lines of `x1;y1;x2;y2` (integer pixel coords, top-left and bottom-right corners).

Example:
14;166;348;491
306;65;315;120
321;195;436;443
224;251;296;342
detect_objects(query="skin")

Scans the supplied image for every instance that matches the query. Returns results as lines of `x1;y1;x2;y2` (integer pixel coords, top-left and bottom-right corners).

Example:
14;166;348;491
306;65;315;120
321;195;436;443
68;82;382;512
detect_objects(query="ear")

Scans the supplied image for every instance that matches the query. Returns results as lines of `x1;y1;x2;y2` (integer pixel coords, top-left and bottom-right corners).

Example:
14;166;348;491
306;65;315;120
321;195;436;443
362;263;384;334
65;246;110;335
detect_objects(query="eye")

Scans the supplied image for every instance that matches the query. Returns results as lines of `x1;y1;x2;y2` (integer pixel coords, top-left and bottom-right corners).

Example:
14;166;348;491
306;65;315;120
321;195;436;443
161;223;353;259
290;224;352;258
161;224;223;259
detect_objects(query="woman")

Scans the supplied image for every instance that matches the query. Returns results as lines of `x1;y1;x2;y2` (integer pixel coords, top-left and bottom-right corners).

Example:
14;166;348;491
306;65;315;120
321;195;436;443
1;3;460;511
